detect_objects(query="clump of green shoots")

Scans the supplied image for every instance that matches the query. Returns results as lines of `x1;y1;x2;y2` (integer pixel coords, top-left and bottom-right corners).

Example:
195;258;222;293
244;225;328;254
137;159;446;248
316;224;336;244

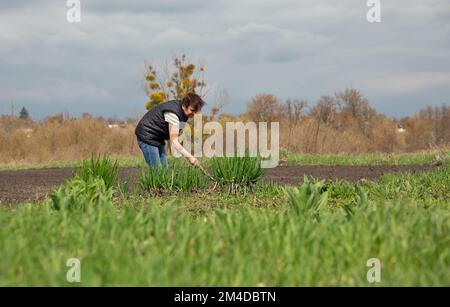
49;176;114;211
211;155;264;194
76;155;119;190
139;161;209;192
285;176;329;220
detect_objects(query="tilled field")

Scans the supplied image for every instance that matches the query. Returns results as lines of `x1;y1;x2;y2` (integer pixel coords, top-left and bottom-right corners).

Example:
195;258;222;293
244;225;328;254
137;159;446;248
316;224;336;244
0;164;440;204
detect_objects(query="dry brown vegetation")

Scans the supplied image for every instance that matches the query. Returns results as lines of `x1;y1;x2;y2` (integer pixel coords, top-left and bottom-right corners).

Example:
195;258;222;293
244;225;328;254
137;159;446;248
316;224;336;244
1;88;449;165
242;89;449;154
0;114;141;164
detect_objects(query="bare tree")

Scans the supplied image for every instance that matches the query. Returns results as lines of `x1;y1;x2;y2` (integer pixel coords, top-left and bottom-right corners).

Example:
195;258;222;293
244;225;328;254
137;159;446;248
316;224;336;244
285;98;307;124
19;106;30;121
208;89;229;121
310;96;337;152
335;88;376;136
246;93;284;123
441;104;450;146
284;98;307;151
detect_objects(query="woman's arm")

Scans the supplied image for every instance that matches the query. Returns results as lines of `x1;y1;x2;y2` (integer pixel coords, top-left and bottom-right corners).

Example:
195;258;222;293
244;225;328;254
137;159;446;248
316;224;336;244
169;122;198;166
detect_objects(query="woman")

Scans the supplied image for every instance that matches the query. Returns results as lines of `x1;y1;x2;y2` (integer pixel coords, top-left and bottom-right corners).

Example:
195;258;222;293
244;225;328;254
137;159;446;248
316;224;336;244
135;92;205;169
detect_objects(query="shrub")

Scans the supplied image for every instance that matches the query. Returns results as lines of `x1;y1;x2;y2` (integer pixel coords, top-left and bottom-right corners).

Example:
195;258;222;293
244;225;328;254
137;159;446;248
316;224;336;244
50;176;114;211
139;162;209;192
211;156;264;193
285;176;329;220
76;155;119;190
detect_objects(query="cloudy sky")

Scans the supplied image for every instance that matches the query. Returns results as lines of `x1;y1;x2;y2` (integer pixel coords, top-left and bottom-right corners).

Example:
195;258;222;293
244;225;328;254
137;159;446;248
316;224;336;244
1;0;449;119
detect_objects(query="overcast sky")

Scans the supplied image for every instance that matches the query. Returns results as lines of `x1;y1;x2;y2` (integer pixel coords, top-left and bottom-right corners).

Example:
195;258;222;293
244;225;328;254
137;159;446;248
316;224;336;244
1;0;449;119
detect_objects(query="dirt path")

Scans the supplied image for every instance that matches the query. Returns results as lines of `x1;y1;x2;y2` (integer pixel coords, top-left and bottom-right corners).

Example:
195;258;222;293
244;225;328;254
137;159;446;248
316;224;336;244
0;164;440;204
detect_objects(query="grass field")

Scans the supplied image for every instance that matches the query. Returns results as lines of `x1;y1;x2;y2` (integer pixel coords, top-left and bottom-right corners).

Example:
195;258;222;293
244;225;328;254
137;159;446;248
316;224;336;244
0;152;449;286
1;149;448;171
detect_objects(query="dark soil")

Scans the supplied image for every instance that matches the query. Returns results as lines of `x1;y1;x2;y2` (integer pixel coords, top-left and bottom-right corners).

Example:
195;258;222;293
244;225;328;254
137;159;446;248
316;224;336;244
264;164;439;185
0;164;440;204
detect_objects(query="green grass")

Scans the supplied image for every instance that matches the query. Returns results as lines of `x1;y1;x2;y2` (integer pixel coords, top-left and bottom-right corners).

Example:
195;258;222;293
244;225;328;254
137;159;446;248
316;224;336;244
50;176;114;212
0;155;145;171
139;161;210;193
282;150;450;166
324;162;450;207
137;156;265;194
211;156;265;193
77;155;119;190
0;156;449;286
2;150;449;171
1;189;448;286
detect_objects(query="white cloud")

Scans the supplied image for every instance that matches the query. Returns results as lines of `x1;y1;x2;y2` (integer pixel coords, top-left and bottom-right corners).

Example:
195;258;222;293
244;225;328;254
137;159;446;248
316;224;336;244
365;73;450;93
152;28;201;47
0;0;449;118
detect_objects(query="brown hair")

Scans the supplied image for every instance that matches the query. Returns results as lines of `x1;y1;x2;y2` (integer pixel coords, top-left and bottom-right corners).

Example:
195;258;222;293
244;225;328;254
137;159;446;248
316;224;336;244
181;92;205;112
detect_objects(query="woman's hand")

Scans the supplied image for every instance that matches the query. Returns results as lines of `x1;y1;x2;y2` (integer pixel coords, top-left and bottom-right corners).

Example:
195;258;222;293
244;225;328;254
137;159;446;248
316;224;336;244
188;156;199;166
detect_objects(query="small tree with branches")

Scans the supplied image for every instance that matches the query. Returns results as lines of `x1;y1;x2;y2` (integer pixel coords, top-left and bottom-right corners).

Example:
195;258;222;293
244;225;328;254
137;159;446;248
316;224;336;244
142;54;207;110
19;106;30;121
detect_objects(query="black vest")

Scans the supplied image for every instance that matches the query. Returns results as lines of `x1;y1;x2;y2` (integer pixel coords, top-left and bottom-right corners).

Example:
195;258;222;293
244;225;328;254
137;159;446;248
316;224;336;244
135;100;188;146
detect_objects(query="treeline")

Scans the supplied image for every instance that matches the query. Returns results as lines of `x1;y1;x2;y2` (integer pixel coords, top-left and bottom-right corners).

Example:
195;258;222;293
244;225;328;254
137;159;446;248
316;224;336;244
0;114;140;164
234;88;449;153
0;88;448;164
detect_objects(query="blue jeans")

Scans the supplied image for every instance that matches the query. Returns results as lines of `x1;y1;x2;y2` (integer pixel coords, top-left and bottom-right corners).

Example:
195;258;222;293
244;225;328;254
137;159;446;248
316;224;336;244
137;138;168;169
